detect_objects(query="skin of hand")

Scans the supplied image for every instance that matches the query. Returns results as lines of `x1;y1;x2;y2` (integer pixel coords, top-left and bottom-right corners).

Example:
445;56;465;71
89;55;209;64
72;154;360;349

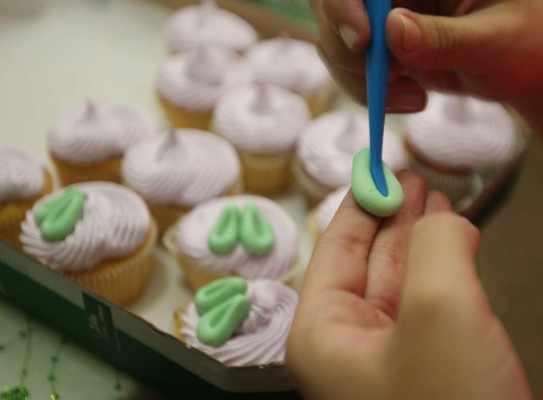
286;171;532;400
312;0;543;130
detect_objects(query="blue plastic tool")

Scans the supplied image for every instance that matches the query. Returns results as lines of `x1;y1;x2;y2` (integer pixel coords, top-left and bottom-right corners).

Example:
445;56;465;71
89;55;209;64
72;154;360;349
366;0;391;196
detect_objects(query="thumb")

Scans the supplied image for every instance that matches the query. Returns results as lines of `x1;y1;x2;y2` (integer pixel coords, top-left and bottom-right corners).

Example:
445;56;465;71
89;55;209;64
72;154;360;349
386;7;512;71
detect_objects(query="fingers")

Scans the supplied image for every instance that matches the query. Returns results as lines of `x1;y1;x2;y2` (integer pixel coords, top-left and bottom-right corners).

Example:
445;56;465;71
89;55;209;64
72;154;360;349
386;6;518;72
424;190;452;213
301;190;381;297
364;171;426;319
319;0;370;52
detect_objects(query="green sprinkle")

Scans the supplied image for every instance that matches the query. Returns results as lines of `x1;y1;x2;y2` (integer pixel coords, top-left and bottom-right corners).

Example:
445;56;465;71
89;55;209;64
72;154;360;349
50;355;59;363
207;204;239;255
35;187;85;242
239;202;275;256
196;294;251;347
194;277;247;315
351;148;404;217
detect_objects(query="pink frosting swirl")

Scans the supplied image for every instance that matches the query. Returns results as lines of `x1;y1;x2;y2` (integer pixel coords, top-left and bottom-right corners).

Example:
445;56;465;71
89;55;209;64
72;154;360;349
156;47;253;112
404;92;517;169
297;110;407;188
0;147;46;203
122;130;240;207
316;185;349;234
175;195;297;279
48;100;156;164
245;36;330;96
20;182;151;272
166;0;257;53
181;279;298;366
213;83;311;154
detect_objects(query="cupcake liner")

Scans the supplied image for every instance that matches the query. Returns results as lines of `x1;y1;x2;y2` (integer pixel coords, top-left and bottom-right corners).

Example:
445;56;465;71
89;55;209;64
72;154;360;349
308;209;321;244
50;151;122;186
240;151;294;194
0;170;53;249
292;156;333;207
157;94;212;130
305;81;336;117
163;223;301;292
145;179;244;235
66;221;157;306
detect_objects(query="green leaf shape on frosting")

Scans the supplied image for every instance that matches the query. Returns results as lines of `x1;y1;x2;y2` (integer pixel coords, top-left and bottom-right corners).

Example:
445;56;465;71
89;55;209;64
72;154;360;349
239;201;275;256
34;187;86;242
351;148;404;217
194;277;247;316
207;204;240;255
196;293;251;347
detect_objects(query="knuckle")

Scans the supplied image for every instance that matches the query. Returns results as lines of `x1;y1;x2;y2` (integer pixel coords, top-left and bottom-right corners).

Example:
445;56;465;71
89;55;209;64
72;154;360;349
428;19;457;57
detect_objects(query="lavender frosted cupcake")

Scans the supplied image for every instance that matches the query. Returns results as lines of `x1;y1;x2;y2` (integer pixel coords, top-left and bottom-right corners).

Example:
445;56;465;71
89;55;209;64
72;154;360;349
404;92;517;202
20;182;157;306
164;195;298;291
294;110;407;206
122;129;242;234
48;99;156;185
245;35;334;116
166;0;257;54
0;147;53;248
156;47;253;130
213;83;311;193
173;277;298;366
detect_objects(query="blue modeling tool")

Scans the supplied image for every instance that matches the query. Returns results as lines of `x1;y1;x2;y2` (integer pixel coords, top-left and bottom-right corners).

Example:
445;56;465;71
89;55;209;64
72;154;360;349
366;0;391;196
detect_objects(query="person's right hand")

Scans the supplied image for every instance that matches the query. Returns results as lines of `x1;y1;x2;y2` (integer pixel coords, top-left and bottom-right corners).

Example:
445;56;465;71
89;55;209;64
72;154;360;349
313;0;543;123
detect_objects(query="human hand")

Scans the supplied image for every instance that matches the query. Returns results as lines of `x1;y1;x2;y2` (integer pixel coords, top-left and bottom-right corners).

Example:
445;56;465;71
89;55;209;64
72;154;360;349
286;171;532;400
313;0;543;119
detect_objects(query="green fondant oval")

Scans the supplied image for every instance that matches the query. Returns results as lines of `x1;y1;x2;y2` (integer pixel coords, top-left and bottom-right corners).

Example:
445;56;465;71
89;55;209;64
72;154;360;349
207;204;239;255
351;148;404;217
239;202;275;256
36;187;86;242
196;293;251;347
194;277;247;316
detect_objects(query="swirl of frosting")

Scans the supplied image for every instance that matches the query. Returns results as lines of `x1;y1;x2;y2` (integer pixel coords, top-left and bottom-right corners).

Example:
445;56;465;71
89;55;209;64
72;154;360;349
316;185;349;234
181;279;298;366
213;83;311;154
156;47;253;112
166;0;257;53
20;182;150;272
0;147;46;203
245;36;330;96
297;110;407;188
122;130;240;207
48;100;156;164
175;195;297;279
404;92;517;170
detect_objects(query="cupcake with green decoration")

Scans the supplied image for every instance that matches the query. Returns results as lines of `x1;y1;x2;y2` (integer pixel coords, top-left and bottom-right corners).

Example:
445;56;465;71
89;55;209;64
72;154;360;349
173;277;298;366
20;182;157;306
163;195;299;291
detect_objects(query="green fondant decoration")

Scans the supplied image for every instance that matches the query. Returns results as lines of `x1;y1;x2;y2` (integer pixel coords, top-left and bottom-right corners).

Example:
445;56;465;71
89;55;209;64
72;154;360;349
0;386;30;400
35;187;85;242
239;202;275;256
194;277;247;316
207;204;239;255
351;148;404;217
196;293;251;347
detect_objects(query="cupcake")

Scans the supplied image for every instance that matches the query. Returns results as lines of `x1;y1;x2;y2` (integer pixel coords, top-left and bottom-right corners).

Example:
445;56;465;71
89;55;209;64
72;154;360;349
212;83;311;193
156;46;253;130
403;92;517;202
48;99;156;186
294;110;407;206
309;185;349;242
20;182;157;306
121;129;243;235
164;195;298;291
166;0;257;54
173;277;298;366
0;147;53;248
245;34;334;116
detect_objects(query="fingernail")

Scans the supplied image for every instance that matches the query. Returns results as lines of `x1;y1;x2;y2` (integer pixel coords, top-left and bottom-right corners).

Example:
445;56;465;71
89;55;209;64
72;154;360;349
339;24;359;50
389;91;425;111
399;14;421;51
